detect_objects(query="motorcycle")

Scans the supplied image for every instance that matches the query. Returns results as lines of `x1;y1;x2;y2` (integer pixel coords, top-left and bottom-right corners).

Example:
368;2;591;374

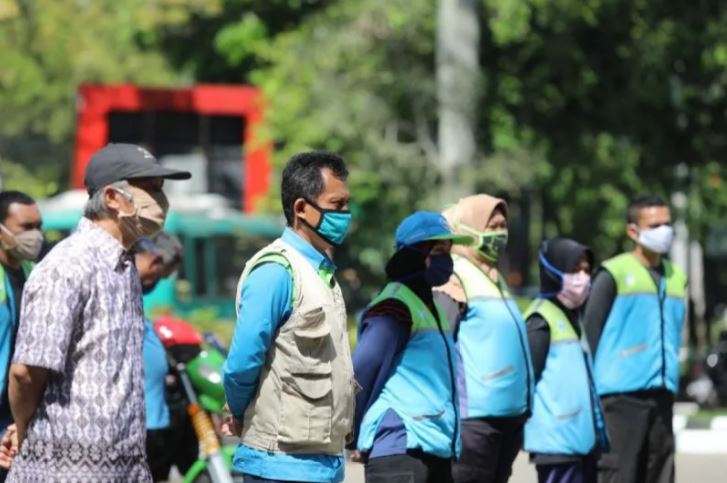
684;329;727;408
153;316;242;483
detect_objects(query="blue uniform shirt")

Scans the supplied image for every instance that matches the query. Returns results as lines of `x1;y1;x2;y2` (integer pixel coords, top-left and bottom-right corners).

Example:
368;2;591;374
223;228;344;483
0;270;22;431
143;318;171;430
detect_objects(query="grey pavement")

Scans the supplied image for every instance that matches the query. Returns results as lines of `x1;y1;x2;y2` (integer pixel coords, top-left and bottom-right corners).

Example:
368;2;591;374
344;452;727;483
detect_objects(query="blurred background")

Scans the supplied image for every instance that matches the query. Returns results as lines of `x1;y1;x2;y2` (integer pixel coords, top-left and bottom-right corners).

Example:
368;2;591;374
3;0;727;411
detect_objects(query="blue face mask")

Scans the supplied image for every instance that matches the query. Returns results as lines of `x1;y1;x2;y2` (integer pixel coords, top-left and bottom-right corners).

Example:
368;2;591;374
304;199;352;246
424;253;454;287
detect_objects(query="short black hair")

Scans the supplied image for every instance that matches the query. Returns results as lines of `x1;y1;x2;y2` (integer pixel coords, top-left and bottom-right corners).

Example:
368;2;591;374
0;191;36;224
627;194;668;224
281;151;349;225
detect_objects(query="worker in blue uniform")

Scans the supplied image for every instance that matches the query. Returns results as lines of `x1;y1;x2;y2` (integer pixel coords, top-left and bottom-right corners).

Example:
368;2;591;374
0;192;43;479
351;211;472;483
525;238;609;483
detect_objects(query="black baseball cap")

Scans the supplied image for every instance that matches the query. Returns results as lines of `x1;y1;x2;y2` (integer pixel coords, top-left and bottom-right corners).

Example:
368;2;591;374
84;143;192;195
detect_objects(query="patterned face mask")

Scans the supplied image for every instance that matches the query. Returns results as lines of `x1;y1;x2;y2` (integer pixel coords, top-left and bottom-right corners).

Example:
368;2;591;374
115;186;170;241
459;224;509;262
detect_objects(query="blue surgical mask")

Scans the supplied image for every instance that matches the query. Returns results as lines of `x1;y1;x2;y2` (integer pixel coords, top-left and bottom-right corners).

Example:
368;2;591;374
424;253;454;287
304;199;352;246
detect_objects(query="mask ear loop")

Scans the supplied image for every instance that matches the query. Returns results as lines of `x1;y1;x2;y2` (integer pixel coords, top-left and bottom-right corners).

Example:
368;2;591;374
538;239;565;298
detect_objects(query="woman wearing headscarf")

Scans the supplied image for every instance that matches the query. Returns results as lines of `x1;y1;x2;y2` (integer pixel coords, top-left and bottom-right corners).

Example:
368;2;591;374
436;195;534;483
350;211;472;483
524;238;609;483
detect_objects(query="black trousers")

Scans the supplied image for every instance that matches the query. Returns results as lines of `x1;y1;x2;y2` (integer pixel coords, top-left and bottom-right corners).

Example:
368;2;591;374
365;453;453;483
145;421;199;481
597;391;674;483
452;418;524;483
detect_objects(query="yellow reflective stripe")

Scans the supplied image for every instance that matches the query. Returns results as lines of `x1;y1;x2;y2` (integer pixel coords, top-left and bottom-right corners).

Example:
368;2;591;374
0;264;5;304
369;282;449;332
454;255;510;299
603;253;686;298
524;298;578;343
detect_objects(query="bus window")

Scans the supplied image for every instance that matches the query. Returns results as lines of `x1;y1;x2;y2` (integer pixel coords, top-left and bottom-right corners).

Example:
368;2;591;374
213;235;271;298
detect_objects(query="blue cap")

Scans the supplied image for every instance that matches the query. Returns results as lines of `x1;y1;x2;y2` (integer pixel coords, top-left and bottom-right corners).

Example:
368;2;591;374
395;211;473;249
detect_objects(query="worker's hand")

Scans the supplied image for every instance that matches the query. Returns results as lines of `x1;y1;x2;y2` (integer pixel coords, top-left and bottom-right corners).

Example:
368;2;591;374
0;424;18;469
350;451;364;463
220;415;243;437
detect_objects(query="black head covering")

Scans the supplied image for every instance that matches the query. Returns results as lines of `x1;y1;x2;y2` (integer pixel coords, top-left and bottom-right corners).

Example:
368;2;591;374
539;237;594;294
385;241;434;304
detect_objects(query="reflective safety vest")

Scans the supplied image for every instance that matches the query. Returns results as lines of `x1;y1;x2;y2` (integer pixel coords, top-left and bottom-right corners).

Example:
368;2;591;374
453;256;533;419
357;282;461;459
524;299;604;455
594;253;687;396
0;262;33;398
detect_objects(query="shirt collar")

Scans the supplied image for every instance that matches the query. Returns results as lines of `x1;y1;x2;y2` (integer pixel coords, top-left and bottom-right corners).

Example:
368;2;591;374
77;217;131;270
281;227;337;278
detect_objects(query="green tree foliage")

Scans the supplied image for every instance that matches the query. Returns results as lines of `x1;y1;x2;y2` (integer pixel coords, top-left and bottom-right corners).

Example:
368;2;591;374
0;0;220;194
206;0;727;295
250;0;442;303
4;0;727;299
479;0;727;257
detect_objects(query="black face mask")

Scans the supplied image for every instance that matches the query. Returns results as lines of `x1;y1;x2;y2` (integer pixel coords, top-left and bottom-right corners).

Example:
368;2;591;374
393;246;454;288
424;254;454;287
142;280;159;295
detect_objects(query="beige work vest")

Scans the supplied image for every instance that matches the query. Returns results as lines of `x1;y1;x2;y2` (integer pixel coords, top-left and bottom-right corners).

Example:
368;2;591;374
234;238;356;455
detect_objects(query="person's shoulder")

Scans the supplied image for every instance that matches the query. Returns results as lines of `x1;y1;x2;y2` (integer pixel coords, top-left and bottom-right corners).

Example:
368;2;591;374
240;260;293;305
365;299;412;325
525;312;549;331
246;259;292;284
31;232;93;279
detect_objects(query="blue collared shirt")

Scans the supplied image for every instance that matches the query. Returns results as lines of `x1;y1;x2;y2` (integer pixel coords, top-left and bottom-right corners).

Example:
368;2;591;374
223;228;343;483
143;318;170;430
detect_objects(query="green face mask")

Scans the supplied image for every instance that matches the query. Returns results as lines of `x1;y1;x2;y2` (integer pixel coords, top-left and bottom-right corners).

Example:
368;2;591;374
460;225;509;262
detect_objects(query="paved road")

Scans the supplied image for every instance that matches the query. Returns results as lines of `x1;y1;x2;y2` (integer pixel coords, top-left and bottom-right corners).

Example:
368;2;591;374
344;452;726;482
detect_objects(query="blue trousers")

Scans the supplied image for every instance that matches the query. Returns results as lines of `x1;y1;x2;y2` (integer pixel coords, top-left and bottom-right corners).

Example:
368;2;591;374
536;457;597;483
243;475;316;483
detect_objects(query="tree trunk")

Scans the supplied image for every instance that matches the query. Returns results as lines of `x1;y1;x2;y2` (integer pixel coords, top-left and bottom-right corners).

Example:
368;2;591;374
436;0;480;204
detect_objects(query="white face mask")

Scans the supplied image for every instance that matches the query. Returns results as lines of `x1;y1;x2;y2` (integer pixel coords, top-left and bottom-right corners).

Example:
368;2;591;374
634;224;674;255
0;224;43;261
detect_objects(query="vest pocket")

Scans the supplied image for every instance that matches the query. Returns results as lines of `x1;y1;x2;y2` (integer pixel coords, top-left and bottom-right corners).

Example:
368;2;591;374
278;370;333;446
294;307;334;368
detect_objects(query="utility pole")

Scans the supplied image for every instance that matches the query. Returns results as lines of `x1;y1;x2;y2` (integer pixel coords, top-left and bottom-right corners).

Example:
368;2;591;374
436;0;480;205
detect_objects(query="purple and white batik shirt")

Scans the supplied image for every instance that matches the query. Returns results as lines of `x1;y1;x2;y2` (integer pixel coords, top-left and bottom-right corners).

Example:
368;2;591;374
8;217;151;482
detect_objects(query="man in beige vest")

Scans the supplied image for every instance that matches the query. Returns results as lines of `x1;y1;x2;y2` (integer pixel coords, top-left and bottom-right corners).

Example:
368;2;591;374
223;152;356;483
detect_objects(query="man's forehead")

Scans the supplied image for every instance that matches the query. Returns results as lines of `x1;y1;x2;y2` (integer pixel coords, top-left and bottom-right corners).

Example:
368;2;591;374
637;205;671;223
320;170;349;194
7;202;41;220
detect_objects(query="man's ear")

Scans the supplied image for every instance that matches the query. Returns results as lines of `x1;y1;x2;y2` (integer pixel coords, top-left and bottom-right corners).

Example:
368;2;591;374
626;223;639;243
103;187;122;213
293;198;307;222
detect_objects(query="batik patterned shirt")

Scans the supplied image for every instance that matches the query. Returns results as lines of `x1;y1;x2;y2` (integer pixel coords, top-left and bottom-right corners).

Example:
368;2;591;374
7;217;151;482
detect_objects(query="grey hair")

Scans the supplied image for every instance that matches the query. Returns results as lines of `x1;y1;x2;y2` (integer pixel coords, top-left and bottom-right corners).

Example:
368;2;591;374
84;180;130;219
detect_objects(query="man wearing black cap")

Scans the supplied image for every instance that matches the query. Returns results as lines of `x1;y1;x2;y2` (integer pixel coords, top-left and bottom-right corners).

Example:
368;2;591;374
3;144;190;482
